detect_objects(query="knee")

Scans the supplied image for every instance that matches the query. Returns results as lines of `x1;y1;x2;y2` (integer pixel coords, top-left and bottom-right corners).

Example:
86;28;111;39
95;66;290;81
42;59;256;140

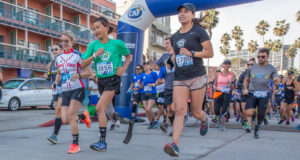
245;110;253;117
174;106;186;117
96;105;105;113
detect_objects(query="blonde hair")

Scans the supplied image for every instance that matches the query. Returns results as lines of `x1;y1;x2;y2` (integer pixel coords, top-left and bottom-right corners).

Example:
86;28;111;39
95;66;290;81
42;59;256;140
62;30;76;44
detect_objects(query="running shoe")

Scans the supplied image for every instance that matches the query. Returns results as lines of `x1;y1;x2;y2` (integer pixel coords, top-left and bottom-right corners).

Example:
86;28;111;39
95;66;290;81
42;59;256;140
164;143;179;157
254;125;260;139
160;123;168;133
286;121;290;125
263;118;269;125
200;118;208;136
47;134;58;144
245;124;251;133
216;119;221;128
115;120;121;128
278;119;284;124
154;120;159;128
291;116;295;122
90;141;107;152
221;125;226;131
110;124;116;130
68;144;80;154
82;110;91;128
147;122;154;129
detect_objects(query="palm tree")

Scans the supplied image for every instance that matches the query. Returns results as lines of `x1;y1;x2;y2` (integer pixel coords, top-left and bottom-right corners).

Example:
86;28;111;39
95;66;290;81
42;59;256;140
297;10;300;23
220;46;230;56
220;33;231;57
248;40;258;58
285;44;297;69
273;19;290;73
272;39;282;70
256;20;270;45
200;9;219;72
231;26;243;75
264;39;274;64
294;37;300;48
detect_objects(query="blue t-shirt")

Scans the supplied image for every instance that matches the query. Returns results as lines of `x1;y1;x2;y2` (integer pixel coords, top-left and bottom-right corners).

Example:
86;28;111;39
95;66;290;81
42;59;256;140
158;66;166;79
141;71;158;94
132;73;144;94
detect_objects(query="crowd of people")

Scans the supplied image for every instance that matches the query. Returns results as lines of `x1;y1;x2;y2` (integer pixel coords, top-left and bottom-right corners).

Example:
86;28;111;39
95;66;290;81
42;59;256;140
44;3;300;157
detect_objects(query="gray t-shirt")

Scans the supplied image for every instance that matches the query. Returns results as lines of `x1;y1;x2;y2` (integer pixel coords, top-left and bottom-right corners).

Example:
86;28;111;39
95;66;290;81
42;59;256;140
247;64;277;91
156;52;174;89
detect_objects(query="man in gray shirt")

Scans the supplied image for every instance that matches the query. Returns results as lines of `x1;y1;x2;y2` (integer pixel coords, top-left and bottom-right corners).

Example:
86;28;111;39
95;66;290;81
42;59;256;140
243;48;277;139
147;37;175;135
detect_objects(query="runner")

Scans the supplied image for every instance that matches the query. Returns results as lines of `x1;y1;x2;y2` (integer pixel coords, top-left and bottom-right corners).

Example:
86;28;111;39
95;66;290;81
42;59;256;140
296;74;300;119
237;58;255;130
278;71;297;125
206;81;214;117
47;43;63;144
155;67;166;126
81;16;131;152
243;48;277;139
213;60;236;131
274;75;284;114
54;31;92;153
141;62;159;129
164;3;213;157
147;37;175;136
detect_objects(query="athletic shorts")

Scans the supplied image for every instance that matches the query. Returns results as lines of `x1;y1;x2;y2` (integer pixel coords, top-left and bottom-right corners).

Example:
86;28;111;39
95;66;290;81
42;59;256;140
142;93;156;101
98;75;121;95
53;94;62;102
245;92;270;110
132;93;142;103
275;94;282;106
240;94;247;103
283;97;295;105
164;89;173;105
62;88;85;106
173;75;207;91
156;92;165;105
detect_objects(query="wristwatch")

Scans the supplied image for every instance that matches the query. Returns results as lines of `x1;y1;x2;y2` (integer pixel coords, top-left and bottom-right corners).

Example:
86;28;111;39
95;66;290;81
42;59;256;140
191;51;195;57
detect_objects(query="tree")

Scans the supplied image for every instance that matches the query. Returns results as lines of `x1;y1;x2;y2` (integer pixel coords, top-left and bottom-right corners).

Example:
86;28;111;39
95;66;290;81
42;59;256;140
220;33;231;56
264;39;274;50
285;44;297;69
248;40;258;57
273;19;290;73
200;9;219;72
220;46;230;56
231;26;244;75
294;37;300;48
297;10;300;23
271;39;282;70
256;20;270;45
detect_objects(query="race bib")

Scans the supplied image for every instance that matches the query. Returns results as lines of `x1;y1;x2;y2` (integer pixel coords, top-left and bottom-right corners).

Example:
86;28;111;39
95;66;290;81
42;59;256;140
97;61;113;75
144;85;152;92
253;91;268;98
220;86;230;93
175;55;193;67
157;97;164;103
61;73;71;82
134;82;139;88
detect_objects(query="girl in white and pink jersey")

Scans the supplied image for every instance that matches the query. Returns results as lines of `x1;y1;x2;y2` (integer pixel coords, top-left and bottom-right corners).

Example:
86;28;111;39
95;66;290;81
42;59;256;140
54;31;92;154
213;60;236;131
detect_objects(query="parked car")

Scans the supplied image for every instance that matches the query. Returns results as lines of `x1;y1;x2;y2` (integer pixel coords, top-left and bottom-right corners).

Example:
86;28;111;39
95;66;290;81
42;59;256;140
0;78;54;111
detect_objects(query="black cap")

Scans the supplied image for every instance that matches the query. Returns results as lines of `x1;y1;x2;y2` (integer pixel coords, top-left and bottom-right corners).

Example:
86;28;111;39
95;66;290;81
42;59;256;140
143;61;150;65
223;60;232;65
288;71;294;75
177;3;196;13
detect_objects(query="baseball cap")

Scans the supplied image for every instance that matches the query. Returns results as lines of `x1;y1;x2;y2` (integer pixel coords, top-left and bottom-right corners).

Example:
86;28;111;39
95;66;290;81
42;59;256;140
177;3;196;13
288;71;294;75
223;60;232;65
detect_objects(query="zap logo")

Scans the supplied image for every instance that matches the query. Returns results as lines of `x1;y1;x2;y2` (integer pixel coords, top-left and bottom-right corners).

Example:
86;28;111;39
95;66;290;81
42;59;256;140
128;5;144;19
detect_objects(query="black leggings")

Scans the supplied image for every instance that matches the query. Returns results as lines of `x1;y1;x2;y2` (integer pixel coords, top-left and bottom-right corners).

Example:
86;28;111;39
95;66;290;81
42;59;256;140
214;93;231;116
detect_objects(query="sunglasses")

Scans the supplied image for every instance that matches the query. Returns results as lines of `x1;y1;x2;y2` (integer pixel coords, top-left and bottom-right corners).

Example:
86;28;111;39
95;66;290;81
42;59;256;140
257;55;266;59
51;48;61;51
247;63;254;66
136;68;141;70
60;40;70;43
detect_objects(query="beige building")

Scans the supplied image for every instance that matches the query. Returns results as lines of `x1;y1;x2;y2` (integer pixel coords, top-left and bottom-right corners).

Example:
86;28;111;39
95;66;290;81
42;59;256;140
117;0;171;62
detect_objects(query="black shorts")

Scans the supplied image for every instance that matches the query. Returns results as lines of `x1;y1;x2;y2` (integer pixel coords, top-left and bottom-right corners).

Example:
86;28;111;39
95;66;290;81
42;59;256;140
62;88;85;106
53;94;62;102
245;92;270;110
142;93;156;101
283;97;295;105
98;75;121;95
240;94;247;103
156;92;165;105
164;89;173;105
214;92;231;115
275;94;282;106
132;93;142;103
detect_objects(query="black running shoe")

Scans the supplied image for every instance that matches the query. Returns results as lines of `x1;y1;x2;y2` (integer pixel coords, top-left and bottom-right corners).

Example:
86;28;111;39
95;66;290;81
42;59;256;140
278;119;284;124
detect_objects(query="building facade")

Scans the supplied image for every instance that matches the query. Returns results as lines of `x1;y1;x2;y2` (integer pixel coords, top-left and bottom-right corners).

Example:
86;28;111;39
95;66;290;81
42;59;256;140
0;0;119;82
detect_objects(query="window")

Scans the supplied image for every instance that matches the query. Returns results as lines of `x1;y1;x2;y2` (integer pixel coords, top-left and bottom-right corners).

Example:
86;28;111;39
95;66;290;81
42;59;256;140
27;7;40;25
21;80;35;90
35;80;51;89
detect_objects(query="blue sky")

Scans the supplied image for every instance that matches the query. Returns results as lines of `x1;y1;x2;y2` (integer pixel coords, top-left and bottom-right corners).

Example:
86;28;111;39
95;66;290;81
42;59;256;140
116;0;299;67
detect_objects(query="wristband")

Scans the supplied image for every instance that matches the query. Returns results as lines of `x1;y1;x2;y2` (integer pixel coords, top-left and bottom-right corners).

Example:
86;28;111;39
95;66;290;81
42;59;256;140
191;51;195;57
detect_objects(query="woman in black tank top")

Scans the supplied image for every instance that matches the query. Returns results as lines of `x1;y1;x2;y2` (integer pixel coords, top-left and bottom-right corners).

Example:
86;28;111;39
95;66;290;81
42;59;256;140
279;71;297;125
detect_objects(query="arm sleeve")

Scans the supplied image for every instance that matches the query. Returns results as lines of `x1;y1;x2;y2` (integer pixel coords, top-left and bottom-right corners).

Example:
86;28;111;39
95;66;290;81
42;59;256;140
82;42;94;60
118;40;130;56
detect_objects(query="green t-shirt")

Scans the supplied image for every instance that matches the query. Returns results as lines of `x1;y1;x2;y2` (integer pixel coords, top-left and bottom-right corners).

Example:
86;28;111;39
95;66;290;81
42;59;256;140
83;39;130;78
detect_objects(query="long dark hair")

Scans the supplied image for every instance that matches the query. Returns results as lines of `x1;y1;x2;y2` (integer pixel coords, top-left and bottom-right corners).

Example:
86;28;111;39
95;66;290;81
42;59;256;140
93;16;114;34
54;43;63;49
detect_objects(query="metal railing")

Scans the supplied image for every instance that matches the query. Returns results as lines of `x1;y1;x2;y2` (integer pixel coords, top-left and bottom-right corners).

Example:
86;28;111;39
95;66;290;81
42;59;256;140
51;0;90;14
0;42;51;72
0;1;91;45
91;3;120;22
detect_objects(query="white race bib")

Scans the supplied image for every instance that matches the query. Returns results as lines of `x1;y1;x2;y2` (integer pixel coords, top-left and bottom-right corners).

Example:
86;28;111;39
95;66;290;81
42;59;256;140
97;62;113;75
144;85;152;92
157;97;164;103
175;55;193;67
134;82;139;88
220;86;230;93
253;91;268;98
